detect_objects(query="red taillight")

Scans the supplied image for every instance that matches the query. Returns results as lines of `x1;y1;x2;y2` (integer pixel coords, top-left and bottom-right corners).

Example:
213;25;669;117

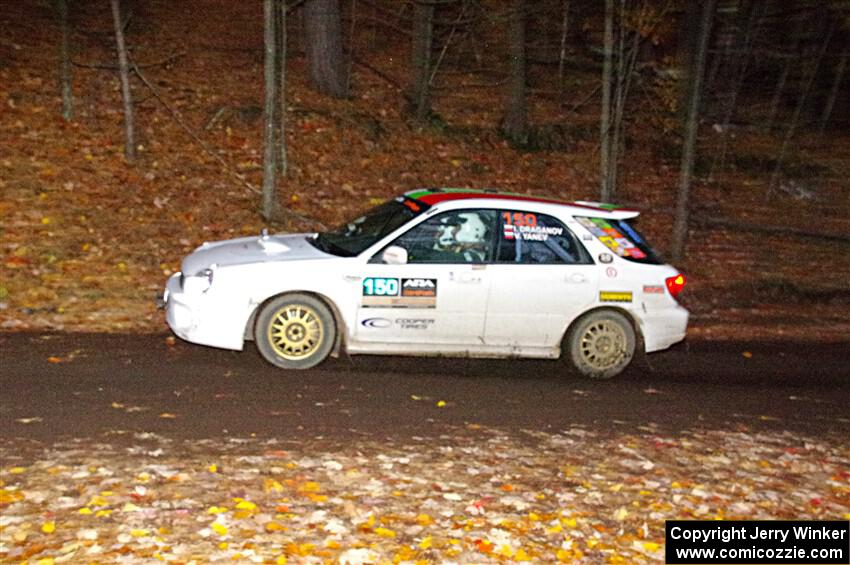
665;274;686;298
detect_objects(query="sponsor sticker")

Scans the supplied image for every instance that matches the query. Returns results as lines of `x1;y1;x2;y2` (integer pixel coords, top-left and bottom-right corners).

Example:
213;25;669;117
362;277;437;308
643;285;664;294
395;318;434;330
599;291;633;303
361;317;392;328
606;267;618;278
402;278;437;297
599;252;614;263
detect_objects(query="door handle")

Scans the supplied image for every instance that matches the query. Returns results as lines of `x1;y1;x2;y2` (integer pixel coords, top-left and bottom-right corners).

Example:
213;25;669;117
566;273;588;284
459;272;482;284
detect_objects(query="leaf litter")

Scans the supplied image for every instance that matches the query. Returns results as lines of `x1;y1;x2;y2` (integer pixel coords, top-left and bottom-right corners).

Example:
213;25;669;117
1;426;848;563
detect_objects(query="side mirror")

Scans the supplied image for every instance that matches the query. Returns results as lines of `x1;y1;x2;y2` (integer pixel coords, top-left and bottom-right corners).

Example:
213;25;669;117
382;245;408;265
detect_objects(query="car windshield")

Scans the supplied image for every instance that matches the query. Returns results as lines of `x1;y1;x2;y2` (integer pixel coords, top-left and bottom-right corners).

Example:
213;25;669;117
310;197;427;257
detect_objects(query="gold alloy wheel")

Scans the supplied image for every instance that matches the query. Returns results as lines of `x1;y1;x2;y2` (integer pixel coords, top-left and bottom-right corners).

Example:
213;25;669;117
267;304;324;360
578;319;628;370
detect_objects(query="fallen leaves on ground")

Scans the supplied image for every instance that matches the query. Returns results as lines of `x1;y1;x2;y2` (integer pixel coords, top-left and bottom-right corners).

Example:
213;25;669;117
1;426;847;563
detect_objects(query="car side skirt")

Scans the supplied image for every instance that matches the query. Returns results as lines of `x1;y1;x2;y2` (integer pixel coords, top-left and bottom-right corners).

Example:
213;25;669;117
345;341;561;359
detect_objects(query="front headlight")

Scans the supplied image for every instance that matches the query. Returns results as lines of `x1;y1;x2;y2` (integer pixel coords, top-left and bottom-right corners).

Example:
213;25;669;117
183;267;215;294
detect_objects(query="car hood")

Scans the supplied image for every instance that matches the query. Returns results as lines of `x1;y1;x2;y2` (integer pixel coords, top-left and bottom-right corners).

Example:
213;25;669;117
180;233;329;275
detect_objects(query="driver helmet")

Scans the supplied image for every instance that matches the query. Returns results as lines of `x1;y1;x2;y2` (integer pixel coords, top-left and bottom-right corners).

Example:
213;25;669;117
455;212;487;244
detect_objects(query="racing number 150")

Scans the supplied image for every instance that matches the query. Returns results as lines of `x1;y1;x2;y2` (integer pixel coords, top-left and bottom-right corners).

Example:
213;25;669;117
363;278;399;296
503;212;537;227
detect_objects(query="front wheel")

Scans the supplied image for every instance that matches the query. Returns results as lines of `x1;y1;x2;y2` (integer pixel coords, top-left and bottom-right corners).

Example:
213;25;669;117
254;293;336;370
566;310;636;379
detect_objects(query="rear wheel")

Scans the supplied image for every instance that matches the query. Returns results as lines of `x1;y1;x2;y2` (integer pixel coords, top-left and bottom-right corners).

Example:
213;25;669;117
255;293;335;370
567;310;635;379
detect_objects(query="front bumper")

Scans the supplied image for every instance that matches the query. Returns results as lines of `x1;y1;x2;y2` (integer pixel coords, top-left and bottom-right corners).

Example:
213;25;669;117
161;272;247;351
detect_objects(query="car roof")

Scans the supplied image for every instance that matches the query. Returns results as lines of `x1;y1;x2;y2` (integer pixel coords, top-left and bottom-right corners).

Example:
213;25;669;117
404;188;640;219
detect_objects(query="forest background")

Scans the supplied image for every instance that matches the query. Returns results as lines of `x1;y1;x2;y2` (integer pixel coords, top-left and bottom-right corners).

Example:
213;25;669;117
1;0;848;341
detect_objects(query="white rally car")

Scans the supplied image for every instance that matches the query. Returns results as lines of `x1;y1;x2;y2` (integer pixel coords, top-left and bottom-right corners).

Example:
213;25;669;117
162;189;688;378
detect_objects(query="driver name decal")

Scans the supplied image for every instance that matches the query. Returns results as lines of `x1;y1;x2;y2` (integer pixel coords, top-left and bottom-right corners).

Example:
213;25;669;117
362;277;437;308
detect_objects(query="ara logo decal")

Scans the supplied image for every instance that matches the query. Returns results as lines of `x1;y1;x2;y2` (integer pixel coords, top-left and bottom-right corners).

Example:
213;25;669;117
402;278;437;297
361;317;392;328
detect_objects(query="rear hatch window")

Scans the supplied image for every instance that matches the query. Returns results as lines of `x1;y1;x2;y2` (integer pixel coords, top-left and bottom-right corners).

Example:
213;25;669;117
575;217;662;264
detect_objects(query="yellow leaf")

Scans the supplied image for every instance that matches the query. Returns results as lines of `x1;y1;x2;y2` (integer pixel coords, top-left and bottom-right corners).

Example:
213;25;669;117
211;522;228;536
375;527;396;538
208;464;218;473
276;556;287;565
219;542;229;550
514;548;531;561
78;507;92;515
300;481;320;492
42;521;56;534
416;513;433;526
643;542;660;552
235;499;257;511
87;495;108;507
131;528;149;537
419;536;433;549
556;548;571;562
264;478;283;492
436;400;447;407
41;217;51;225
207;506;228;514
9;467;26;474
37;559;55;565
265;521;286;532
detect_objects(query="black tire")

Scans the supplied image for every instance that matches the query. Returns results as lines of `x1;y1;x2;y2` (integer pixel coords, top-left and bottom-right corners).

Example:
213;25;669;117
254;293;336;370
566;310;636;379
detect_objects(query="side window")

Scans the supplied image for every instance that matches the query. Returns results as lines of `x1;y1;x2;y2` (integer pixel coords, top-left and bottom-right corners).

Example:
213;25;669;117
389;209;497;263
496;210;592;265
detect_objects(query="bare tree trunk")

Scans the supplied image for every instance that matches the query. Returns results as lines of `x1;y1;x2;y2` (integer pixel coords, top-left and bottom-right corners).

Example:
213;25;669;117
557;0;570;101
304;0;348;98
345;0;357;94
670;0;715;261
709;0;761;180
276;0;288;177
768;20;833;195
410;0;434;122
110;0;136;163
599;0;614;201
55;0;73;121
501;0;529;145
765;56;790;130
262;0;279;220
819;45;847;134
607;0;630;198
